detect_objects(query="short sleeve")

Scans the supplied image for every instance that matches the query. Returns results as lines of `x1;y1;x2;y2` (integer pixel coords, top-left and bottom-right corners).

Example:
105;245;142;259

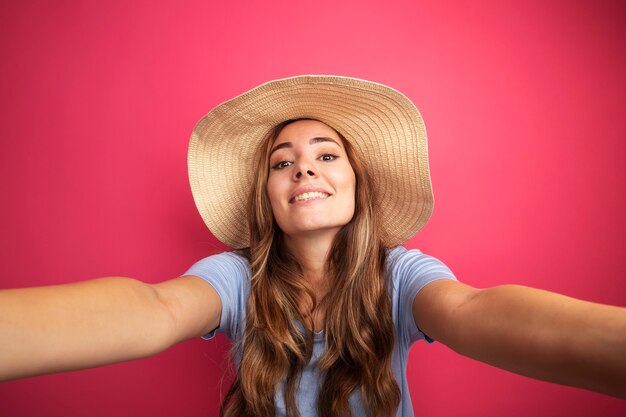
388;247;457;345
182;251;250;341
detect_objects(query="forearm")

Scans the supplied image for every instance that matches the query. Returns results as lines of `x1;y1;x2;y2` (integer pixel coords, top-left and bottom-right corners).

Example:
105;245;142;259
449;285;626;399
0;277;175;381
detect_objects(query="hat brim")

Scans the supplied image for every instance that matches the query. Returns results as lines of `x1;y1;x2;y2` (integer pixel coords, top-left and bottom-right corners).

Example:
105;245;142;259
188;75;433;249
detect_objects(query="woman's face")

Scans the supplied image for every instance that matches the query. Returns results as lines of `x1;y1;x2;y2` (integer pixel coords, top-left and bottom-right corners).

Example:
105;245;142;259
266;119;356;239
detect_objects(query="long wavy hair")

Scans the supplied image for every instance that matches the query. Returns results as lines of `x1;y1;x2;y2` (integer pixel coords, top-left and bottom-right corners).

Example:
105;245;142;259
220;119;401;417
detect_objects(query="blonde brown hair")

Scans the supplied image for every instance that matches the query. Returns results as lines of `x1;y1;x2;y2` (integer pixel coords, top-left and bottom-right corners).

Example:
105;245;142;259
220;119;400;417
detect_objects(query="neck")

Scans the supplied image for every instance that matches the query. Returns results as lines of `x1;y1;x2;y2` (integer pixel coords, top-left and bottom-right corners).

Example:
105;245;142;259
283;228;338;285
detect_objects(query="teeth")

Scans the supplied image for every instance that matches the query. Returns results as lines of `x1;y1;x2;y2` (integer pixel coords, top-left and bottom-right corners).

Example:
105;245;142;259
294;191;329;202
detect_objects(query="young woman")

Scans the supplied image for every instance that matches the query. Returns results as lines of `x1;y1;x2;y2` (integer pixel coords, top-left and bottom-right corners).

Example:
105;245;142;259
1;75;625;417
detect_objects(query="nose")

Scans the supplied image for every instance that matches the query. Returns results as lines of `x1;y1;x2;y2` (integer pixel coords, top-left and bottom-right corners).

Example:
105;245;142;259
293;158;317;180
295;169;315;179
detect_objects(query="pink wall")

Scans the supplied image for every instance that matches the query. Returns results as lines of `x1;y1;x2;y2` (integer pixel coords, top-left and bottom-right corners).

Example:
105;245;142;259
1;0;625;415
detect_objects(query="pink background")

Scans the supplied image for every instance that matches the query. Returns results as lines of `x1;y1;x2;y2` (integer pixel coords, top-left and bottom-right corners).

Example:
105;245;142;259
1;0;625;416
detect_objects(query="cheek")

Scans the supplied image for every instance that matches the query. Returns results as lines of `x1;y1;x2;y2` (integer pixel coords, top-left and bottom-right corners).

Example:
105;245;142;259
329;167;357;215
266;177;284;212
345;170;357;213
336;167;356;195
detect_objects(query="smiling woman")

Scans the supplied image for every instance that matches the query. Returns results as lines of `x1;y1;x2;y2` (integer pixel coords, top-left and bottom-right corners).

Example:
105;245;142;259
1;75;626;417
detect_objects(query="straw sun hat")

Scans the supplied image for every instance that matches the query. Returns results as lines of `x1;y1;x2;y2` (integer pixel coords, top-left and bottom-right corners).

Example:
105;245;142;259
188;75;433;249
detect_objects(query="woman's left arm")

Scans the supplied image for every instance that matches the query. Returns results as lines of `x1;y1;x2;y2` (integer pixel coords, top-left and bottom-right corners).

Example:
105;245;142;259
413;280;626;399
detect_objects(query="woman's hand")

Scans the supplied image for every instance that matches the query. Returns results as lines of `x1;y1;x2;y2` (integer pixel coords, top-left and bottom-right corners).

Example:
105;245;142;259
0;275;221;381
413;280;626;399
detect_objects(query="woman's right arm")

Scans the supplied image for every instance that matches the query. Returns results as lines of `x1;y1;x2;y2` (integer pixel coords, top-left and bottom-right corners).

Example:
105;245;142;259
0;275;221;381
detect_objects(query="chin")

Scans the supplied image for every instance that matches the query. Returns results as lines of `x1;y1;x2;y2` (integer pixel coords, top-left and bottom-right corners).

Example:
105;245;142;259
275;209;355;239
283;219;353;238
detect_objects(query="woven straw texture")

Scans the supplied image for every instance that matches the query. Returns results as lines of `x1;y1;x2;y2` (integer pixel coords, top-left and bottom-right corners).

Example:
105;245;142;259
188;75;433;249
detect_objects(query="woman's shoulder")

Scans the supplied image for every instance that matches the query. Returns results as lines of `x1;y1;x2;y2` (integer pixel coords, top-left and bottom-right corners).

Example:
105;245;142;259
385;246;424;268
182;250;251;341
183;250;251;281
385;246;456;282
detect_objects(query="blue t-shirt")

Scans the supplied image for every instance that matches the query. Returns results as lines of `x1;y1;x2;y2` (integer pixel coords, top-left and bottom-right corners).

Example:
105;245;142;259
184;246;456;417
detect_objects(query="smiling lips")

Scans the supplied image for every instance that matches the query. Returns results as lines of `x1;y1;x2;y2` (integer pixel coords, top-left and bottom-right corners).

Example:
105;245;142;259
290;191;331;203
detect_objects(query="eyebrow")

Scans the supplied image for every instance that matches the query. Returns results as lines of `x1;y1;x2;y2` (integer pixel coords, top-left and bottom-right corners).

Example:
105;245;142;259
269;136;341;156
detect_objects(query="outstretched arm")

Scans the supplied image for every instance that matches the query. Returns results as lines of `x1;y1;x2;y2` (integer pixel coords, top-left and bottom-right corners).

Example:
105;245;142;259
413;280;626;399
0;275;221;381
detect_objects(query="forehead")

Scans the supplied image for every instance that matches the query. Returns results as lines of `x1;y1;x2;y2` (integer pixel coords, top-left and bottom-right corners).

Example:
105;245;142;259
273;119;344;147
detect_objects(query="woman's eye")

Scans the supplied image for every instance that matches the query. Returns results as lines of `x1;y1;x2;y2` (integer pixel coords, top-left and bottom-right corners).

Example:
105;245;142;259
271;161;292;170
320;154;337;161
